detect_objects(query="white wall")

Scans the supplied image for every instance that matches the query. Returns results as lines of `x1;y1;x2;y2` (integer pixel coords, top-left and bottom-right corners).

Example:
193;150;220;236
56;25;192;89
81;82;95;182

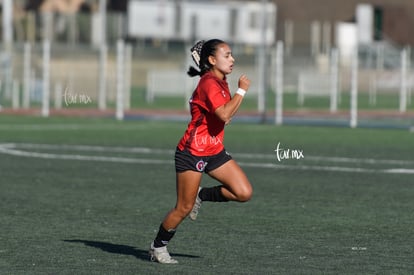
126;1;277;45
233;2;276;45
128;1;176;39
336;22;358;63
356;4;374;45
180;2;231;41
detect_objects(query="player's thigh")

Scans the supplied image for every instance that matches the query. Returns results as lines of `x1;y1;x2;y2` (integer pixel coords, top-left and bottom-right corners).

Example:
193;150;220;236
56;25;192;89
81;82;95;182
175;171;202;212
207;159;252;197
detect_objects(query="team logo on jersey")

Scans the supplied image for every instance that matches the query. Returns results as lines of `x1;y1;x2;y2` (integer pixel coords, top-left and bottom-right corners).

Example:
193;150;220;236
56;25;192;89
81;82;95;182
221;90;226;98
196;160;208;172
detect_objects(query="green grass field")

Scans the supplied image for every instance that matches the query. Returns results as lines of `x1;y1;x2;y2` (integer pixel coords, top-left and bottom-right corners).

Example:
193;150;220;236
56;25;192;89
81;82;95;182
1;115;413;274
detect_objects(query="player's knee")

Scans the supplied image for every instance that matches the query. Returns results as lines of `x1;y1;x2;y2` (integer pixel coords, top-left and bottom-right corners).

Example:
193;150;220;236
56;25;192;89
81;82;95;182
235;185;253;202
238;190;252;202
176;203;193;218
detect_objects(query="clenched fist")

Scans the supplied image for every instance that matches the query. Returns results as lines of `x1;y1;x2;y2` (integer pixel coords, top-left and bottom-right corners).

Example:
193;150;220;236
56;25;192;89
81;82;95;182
238;74;250;91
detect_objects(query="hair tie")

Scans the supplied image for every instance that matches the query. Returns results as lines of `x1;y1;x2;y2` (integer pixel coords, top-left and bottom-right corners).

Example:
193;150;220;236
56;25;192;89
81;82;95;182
190;40;205;67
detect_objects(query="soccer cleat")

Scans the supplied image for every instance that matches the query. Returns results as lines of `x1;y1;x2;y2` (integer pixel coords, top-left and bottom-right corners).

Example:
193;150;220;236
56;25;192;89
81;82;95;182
149;242;178;264
189;187;202;221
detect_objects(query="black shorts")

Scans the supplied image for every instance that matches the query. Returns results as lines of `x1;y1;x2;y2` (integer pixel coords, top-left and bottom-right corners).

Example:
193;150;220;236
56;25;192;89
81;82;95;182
175;148;232;173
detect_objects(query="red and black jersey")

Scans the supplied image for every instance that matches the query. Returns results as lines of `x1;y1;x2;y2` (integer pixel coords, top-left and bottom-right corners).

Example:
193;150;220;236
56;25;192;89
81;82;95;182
177;72;231;156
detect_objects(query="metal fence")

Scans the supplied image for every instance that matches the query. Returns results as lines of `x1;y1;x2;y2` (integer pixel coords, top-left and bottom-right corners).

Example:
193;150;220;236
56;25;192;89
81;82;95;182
0;11;413;129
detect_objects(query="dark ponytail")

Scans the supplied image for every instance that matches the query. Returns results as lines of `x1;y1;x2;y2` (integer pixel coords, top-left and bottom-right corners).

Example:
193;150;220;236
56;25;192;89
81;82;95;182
187;66;201;77
187;39;225;77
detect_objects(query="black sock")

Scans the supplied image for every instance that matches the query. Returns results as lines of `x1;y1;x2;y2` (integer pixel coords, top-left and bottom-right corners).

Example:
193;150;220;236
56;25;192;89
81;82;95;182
199;186;229;202
153;224;176;248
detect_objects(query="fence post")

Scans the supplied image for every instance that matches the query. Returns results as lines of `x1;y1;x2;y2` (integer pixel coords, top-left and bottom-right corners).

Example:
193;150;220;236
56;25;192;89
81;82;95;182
42;12;54;42
330;48;339;113
2;0;13;106
369;75;377;106
376;43;384;72
2;0;13;47
406;47;412;106
400;47;408;113
350;50;358;128
124;43;132;110
98;44;107;110
42;40;51;117
99;0;107;43
23;42;31;108
68;13;78;47
284;20;293;57
55;82;63;110
12;80;19;109
184;42;193;110
257;0;268;119
322;21;331;55
275;41;284;125
311;21;321;57
116;39;125;121
146;72;154;104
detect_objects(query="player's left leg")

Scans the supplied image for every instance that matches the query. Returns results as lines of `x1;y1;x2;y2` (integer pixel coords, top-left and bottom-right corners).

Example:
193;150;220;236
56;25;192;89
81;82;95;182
189;151;252;220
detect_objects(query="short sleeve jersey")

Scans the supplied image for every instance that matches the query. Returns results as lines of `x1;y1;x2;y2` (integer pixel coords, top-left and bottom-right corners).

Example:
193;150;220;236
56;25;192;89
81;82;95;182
177;71;231;156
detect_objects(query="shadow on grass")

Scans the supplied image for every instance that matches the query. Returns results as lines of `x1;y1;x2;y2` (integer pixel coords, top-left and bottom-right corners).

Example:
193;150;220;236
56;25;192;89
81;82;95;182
63;239;200;261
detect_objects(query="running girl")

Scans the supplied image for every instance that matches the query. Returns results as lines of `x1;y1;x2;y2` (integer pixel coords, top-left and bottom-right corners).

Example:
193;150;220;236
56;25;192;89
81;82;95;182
149;39;253;264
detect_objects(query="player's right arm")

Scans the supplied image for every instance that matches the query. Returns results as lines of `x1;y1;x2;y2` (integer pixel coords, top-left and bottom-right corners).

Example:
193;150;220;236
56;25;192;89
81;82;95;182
215;74;250;124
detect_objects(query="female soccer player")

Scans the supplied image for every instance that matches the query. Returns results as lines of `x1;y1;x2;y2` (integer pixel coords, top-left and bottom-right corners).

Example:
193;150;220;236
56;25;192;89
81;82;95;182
149;39;253;264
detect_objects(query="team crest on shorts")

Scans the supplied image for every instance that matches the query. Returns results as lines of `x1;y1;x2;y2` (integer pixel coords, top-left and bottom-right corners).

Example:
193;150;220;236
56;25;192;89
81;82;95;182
196;160;207;172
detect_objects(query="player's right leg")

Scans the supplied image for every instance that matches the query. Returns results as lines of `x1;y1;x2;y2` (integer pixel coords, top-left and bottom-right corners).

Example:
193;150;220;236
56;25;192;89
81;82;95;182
150;170;202;264
164;171;202;227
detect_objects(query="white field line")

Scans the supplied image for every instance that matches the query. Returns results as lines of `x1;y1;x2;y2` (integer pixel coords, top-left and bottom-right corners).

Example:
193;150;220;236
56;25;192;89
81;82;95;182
0;124;160;131
235;153;414;166
3;143;413;166
2;143;175;155
237;161;377;173
0;143;413;174
302;156;413;166
0;146;172;165
0;124;117;131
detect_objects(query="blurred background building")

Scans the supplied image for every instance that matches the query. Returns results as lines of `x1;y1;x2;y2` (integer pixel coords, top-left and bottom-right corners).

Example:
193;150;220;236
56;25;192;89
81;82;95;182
0;0;413;126
2;0;412;47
